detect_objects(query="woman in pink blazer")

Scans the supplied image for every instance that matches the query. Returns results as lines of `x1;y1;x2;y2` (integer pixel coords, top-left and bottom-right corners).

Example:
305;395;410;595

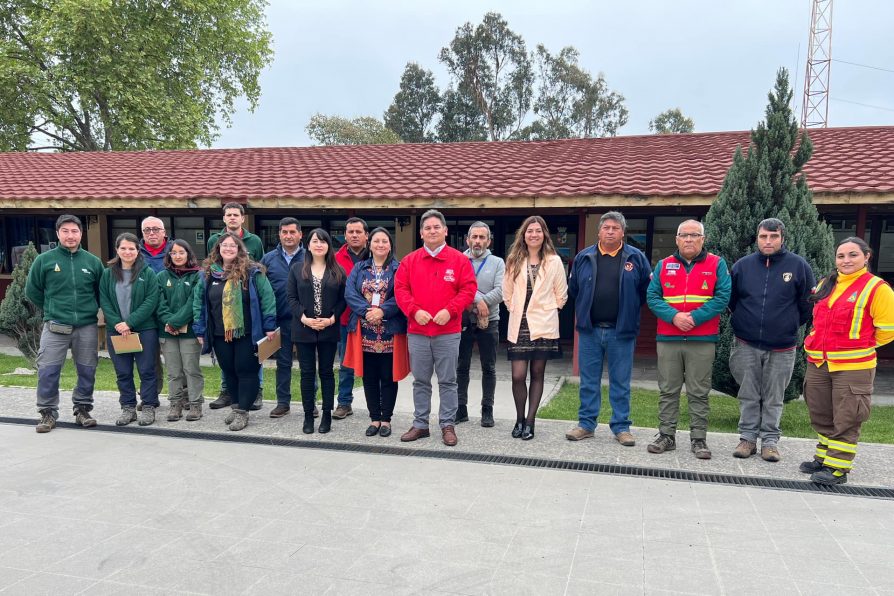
503;216;568;440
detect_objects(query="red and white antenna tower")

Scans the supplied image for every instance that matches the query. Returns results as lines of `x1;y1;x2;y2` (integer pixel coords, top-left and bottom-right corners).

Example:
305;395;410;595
802;0;833;128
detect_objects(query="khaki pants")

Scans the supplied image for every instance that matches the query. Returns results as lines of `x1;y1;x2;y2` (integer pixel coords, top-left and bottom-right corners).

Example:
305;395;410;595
803;362;874;472
160;337;204;406
656;341;715;440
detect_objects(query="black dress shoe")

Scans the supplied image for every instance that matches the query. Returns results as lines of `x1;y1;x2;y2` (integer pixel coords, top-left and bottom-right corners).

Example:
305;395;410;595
521;423;535;441
379;425;392;438
319;411;332;434
365;424;380;437
511;421;523;438
302;415;314;434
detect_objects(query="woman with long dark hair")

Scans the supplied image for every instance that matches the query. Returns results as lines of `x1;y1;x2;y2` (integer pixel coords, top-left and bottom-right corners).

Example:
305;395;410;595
156;239;204;421
193;233;277;431
344;228;408;437
288;228;346;434
502;216;568;440
99;232;160;426
801;236;894;485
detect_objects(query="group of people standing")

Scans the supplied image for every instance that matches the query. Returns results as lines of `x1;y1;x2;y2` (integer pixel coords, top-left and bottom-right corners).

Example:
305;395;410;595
25;207;893;485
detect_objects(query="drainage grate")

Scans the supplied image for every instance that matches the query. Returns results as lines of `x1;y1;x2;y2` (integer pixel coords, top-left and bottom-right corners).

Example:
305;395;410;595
4;416;893;500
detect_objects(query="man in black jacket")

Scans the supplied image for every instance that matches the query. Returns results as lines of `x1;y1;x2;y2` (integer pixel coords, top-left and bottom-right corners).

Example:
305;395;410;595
728;218;815;462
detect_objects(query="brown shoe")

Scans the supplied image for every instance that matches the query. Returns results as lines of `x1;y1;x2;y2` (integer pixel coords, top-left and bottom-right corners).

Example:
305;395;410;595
761;446;781;462
332;405;353;419
442;425;458;446
565;426;594;441
614;431;636;447
733;439;757;459
400;426;430;442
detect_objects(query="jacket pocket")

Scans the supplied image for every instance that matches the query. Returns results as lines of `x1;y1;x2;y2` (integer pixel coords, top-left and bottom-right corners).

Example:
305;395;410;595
848;383;873;423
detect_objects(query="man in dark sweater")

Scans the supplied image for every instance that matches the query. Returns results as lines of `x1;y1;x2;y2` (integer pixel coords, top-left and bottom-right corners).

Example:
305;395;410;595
567;211;651;446
728;218;815;462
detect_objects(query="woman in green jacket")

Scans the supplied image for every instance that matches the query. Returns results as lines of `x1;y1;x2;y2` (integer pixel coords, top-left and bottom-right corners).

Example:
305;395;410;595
157;239;204;422
100;233;160;426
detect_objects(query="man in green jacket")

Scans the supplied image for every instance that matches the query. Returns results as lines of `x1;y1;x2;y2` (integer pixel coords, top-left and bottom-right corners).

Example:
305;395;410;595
206;202;265;261
206;201;265;409
25;215;105;433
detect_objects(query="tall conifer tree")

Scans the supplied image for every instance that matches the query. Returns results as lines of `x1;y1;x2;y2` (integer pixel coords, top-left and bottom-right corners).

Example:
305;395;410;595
704;68;834;402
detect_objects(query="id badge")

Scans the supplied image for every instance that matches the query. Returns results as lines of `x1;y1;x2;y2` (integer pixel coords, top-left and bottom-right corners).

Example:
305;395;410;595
371;293;381;307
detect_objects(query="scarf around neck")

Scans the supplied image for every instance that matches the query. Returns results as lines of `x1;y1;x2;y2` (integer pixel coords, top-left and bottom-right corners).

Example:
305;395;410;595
210;264;245;341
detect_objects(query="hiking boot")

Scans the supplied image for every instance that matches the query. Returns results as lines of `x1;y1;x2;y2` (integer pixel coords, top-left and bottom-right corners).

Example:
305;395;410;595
691;439;712;460
332;405;352;419
454;405;469;423
269;405;290;418
185;403;203;421
647;433;676;453
224;408;237;425
209;390;232;410
733;439;757;459
139;406;156;426
74;406;97;428
228;409;249;431
565;426;594;441
116;407;137;426
760;445;781;462
167;400;184;422
480;406;495;428
36;411;56;433
799;458;825;474
250;390;263;411
810;467;847;486
614;431;636;447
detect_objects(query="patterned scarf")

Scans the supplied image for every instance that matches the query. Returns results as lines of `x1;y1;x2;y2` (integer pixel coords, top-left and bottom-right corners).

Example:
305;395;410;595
210;264;244;341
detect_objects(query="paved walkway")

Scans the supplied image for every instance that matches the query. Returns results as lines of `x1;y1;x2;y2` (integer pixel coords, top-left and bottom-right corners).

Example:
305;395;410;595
1;426;893;595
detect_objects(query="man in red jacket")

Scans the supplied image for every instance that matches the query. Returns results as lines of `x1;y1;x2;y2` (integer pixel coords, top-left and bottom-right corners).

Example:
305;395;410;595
395;210;477;446
333;217;369;420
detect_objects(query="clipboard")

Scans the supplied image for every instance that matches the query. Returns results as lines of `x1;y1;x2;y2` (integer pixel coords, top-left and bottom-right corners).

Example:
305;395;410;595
257;327;281;362
110;332;143;354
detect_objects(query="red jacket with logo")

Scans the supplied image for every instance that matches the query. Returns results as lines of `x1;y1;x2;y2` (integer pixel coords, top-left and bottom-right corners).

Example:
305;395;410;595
394;245;477;336
656;252;721;338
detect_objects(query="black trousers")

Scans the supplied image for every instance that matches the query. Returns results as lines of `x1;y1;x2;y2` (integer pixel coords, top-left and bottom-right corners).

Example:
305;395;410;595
296;341;337;414
213;335;261;411
363;351;397;422
457;320;499;407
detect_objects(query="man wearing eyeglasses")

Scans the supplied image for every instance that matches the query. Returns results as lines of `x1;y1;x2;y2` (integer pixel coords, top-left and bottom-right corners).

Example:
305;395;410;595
646;219;731;460
139;217;171;273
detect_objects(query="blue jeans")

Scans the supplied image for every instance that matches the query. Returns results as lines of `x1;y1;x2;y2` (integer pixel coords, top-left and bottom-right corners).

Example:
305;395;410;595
274;319;293;406
577;326;635;433
108;328;159;408
337;323;355;406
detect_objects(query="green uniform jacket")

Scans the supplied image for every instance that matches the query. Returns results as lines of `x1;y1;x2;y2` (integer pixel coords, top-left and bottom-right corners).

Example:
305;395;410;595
99;266;159;332
156;269;201;339
207;228;265;262
25;245;104;327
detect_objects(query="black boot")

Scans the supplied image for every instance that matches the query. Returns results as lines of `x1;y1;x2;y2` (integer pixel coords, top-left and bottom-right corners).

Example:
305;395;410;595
455;404;469;423
250;389;263;411
811;467;847;486
303;414;315;434
511;420;524;438
480;406;494;428
319;410;332;434
521;421;535;441
209;390;232;410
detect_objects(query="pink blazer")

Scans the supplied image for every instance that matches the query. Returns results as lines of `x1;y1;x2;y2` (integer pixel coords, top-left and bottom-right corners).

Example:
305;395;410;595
503;254;569;343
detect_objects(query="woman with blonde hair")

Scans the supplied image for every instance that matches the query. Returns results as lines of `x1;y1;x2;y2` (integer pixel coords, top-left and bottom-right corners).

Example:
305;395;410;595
503;216;568;440
193;233;277;431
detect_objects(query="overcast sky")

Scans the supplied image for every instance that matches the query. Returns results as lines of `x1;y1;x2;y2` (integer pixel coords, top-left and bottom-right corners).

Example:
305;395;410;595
212;0;894;148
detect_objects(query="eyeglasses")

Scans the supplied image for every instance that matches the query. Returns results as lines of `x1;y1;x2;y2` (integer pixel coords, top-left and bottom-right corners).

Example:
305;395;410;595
676;233;704;239
142;227;164;234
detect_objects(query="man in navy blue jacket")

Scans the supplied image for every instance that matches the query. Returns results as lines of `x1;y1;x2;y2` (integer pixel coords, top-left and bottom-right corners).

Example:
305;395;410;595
260;217;306;418
728;218;815;462
566;212;651;446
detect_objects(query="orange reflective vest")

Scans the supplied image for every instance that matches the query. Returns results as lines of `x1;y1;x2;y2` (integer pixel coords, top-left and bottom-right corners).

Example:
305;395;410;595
804;272;888;365
656;253;721;338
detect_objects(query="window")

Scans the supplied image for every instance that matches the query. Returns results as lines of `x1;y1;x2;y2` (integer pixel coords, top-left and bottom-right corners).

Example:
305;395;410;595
650;215;700;265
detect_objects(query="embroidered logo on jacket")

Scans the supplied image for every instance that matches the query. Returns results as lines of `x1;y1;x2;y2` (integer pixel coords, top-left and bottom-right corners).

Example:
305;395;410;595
701;281;709;290
444;268;455;282
624;262;634;272
54;263;61;272
665;262;680;270
782;272;792;282
847;292;858;303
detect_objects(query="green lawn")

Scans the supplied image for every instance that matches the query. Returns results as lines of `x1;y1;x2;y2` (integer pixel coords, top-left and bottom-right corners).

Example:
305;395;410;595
0;354;359;401
539;381;894;444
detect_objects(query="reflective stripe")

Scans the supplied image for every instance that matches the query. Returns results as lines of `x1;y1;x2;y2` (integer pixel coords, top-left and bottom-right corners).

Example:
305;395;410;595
824;348;876;360
817;434;830;445
850;277;884;338
876;324;894;330
823;455;854;470
815;448;827;459
664;295;710;304
825;438;858;453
